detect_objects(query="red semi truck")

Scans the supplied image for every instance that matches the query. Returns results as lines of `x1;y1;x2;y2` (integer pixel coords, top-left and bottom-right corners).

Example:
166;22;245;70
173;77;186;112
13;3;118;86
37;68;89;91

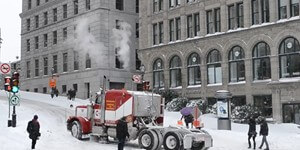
67;89;212;150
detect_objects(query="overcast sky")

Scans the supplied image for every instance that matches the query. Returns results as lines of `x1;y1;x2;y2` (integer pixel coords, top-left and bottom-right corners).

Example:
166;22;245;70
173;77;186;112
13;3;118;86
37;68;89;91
0;1;22;63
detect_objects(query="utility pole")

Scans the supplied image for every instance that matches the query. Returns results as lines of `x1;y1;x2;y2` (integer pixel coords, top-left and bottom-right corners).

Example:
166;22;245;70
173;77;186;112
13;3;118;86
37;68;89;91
0;28;3;61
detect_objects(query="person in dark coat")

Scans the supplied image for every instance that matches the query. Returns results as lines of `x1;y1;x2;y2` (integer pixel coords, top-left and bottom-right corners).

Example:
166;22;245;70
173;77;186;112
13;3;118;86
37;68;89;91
116;116;130;150
27;115;41;149
181;114;194;129
67;89;72;100
248;117;257;149
258;117;269;150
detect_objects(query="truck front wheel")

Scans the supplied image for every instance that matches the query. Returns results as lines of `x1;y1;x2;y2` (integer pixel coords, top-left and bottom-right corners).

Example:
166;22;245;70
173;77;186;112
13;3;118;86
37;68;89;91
163;132;182;150
71;121;83;140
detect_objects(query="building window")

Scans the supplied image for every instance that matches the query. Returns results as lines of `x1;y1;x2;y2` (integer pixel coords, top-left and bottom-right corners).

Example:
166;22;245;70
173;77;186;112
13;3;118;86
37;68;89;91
53;31;57;44
159;0;163;11
63;27;67;41
34;88;38;93
62;85;67;93
228;5;235;29
207;49;222;84
169;0;180;8
231;96;246;108
73;0;78;15
279;37;300;78
73;84;78;91
214;8;221;32
26;19;30;31
74;51;79;70
63;4;68;19
116;0;124;11
252;0;259;25
26;61;31;78
116;20;122;29
53;55;57;74
28;0;32;10
43;87;47;94
153;58;164;88
194;13;200;36
159;22;164;43
229;46;245;82
187;15;193;38
136;23;139;38
43;57;48;75
26;39;30;51
86;54;91;69
187;0;195;3
35;59;39;77
34;36;39;49
43;12;48;25
261;0;270;23
170;55;182;87
136;49;141;70
279;0;288;19
206;10;213;34
153;0;158;12
188;53;201;86
115;48;123;69
291;0;300;17
237;3;244;27
63;53;68;72
43;34;48;47
175;17;181;40
253;42;271;80
254;95;272;117
53;8;57;22
136;0;139;13
86;0;91;10
36;0;40;6
153;23;158;45
169;19;174;41
35;15;39;28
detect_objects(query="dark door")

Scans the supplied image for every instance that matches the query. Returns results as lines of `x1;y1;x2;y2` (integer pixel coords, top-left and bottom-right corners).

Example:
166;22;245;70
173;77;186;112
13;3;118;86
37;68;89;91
283;103;300;124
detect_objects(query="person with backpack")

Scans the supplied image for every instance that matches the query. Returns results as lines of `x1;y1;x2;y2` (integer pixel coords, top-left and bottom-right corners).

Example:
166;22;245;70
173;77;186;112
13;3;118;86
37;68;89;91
27;115;41;149
116;116;130;150
248;116;257;149
181;114;194;129
258;117;269;150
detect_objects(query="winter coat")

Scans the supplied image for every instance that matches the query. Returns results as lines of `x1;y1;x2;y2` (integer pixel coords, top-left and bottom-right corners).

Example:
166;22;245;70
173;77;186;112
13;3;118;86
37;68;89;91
183;114;194;123
260;121;268;136
116;119;129;140
248;119;257;136
27;119;41;140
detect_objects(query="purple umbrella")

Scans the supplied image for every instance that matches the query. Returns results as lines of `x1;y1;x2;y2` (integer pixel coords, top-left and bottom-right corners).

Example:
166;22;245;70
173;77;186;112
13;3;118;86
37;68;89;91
180;107;193;116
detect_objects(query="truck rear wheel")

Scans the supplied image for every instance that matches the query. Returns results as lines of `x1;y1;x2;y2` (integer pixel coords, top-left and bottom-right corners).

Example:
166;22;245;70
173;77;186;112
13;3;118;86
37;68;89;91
71;121;83;140
192;141;204;150
138;129;159;150
163;132;182;150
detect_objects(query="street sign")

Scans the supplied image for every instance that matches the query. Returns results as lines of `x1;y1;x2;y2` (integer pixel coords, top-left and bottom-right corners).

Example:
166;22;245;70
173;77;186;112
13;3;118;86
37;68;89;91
0;63;11;74
10;95;20;106
49;78;56;88
132;75;142;83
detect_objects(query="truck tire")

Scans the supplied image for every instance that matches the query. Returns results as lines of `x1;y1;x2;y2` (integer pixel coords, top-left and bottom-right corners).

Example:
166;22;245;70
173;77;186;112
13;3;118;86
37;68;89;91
71;121;83;140
163;132;182;150
153;129;163;150
138;129;159;150
191;141;204;150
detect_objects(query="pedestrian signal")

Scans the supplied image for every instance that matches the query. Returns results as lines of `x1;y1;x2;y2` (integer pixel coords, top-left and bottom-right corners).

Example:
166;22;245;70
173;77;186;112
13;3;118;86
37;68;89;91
4;76;12;92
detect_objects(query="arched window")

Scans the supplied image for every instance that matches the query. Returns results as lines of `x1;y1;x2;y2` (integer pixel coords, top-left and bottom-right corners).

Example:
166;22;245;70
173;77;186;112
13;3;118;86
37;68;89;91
279;37;300;78
187;53;201;85
253;42;271;80
153;58;164;88
170;55;182;87
207;49;222;84
228;46;245;82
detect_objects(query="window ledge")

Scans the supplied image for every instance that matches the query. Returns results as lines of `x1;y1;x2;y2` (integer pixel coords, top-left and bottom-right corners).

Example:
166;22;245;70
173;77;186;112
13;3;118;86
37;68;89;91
170;86;182;89
278;77;300;83
207;83;222;86
228;81;246;85
187;85;201;88
252;79;271;83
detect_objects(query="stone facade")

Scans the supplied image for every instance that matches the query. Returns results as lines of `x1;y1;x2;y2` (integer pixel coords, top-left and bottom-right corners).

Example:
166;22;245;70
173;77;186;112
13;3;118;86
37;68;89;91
139;0;300;123
20;0;140;99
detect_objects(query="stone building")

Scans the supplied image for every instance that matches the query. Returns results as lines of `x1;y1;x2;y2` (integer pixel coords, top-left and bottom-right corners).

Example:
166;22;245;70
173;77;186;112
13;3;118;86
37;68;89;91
138;0;300;124
20;0;141;99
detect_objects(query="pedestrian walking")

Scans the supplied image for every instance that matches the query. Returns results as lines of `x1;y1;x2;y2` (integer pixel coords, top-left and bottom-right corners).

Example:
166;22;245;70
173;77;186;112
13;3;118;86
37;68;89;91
26;115;41;149
116;116;130;150
248;116;257;149
181;114;194;129
258;117;269;150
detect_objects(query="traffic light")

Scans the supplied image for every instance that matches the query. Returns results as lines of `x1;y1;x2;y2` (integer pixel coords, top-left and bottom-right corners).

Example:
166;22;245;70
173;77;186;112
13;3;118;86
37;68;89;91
4;76;12;92
11;72;20;93
143;81;150;91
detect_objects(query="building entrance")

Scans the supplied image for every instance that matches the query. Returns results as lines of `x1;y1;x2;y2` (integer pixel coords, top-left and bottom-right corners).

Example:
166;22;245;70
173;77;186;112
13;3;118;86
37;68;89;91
283;103;300;124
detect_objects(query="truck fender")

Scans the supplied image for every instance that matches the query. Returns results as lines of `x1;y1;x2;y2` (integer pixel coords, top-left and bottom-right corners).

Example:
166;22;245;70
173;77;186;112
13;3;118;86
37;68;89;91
67;116;91;134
